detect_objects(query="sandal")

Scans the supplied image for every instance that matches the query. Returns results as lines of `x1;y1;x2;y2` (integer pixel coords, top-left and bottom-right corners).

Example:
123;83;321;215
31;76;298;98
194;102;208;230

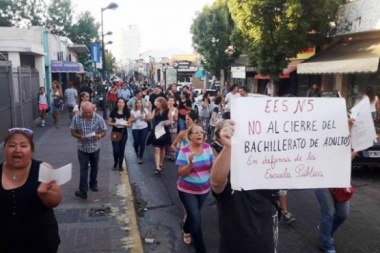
154;168;162;174
159;164;164;169
183;233;191;245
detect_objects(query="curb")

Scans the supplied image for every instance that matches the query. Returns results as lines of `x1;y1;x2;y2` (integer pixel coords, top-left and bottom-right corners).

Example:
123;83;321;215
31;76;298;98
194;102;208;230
121;161;144;253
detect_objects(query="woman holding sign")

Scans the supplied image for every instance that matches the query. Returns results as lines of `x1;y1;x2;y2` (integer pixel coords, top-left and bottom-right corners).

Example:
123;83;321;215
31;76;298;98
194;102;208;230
176;125;215;252
0;128;61;252
211;120;279;253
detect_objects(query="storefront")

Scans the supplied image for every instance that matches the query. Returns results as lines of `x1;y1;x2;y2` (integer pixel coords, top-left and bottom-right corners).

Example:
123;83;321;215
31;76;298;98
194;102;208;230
297;0;380;104
298;34;380;103
51;60;85;90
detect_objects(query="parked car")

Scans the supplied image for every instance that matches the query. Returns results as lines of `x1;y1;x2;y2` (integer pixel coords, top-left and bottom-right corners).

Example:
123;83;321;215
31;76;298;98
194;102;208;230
352;128;380;170
352;141;380;170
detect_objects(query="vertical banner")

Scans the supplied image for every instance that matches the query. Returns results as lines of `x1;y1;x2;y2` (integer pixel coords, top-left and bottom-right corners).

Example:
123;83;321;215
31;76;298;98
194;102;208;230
90;43;100;63
165;68;177;88
231;97;351;190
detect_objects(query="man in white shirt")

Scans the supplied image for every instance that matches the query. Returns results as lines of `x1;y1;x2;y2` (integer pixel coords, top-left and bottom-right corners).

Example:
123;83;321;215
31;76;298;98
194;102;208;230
224;84;240;110
127;90;147;109
238;86;248;97
64;81;78;120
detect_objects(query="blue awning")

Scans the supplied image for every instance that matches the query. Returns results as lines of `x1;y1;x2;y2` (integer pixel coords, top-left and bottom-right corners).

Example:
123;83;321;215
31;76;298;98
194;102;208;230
195;70;206;78
51;60;83;73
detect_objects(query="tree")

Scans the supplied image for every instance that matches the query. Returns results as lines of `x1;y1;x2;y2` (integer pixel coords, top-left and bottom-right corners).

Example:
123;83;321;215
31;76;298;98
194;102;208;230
45;0;72;36
228;0;347;80
191;0;240;80
69;11;99;45
105;49;115;76
0;0;13;27
69;11;100;68
0;0;46;27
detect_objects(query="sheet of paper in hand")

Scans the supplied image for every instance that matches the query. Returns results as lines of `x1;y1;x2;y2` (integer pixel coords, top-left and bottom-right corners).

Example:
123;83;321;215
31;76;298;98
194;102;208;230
350;97;377;152
38;163;72;185
115;118;127;128
85;131;96;138
155;126;166;139
231;97;351;190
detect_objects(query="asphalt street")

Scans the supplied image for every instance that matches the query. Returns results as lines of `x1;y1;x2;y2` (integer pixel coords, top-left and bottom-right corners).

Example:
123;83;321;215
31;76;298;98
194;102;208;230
125;128;380;253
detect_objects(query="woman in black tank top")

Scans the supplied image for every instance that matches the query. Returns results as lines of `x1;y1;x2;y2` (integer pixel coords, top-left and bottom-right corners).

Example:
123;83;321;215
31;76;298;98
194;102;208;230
0;128;61;252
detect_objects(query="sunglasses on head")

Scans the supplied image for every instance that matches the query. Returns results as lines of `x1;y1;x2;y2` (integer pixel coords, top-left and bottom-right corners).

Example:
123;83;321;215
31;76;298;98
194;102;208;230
8;128;33;136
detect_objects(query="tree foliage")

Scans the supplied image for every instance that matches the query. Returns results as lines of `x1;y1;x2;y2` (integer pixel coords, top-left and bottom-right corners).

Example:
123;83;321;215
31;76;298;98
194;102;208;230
0;0;13;27
0;0;46;27
105;49;115;76
69;11;100;68
191;0;240;79
228;0;346;80
69;11;99;45
45;0;73;36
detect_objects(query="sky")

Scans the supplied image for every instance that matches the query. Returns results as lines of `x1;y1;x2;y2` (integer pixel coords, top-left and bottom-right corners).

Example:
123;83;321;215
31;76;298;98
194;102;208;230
70;0;216;59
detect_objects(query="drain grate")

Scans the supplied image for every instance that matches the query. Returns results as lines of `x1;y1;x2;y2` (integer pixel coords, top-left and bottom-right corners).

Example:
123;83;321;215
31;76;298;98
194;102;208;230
88;206;112;217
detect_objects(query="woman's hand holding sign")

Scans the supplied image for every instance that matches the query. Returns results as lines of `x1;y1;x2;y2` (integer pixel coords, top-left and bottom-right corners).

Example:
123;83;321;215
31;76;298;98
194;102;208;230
220;120;235;147
211;120;234;194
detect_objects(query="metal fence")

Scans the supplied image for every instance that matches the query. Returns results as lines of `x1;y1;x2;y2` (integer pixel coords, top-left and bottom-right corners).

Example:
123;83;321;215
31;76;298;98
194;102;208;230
0;62;40;142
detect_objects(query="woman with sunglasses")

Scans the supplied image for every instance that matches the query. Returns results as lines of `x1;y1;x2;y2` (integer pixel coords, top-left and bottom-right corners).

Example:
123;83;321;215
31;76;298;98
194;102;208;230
176;124;215;252
0;128;61;252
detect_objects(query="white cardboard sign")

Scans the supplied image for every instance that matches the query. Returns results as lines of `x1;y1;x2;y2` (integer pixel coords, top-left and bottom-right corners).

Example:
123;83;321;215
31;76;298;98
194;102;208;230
231;97;351;190
350;97;377;152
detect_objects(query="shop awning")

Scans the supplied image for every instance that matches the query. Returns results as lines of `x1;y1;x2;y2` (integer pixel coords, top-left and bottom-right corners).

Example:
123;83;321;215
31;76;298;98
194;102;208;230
297;38;380;74
84;66;100;74
255;60;302;79
68;44;89;54
194;70;206;78
51;60;83;73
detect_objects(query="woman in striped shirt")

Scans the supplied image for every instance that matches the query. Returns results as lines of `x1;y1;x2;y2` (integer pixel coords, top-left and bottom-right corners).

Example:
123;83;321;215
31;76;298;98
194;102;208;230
176;124;215;253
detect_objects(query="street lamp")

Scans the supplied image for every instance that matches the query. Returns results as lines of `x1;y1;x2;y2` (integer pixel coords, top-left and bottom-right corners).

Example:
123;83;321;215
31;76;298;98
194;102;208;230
101;2;118;81
211;37;220;88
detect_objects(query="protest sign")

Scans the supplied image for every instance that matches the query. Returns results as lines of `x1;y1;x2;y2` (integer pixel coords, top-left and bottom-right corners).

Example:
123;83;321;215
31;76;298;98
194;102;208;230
231;97;351;190
350;97;377;152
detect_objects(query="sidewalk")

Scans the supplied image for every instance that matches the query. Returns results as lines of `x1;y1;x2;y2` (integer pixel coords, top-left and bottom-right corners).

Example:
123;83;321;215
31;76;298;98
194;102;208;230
0;111;143;253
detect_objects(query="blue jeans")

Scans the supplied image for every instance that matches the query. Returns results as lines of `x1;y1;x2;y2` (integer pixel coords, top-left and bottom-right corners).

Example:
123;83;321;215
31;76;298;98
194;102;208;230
315;188;349;251
178;117;186;132
178;190;209;253
78;149;100;194
112;131;128;169
132;127;149;159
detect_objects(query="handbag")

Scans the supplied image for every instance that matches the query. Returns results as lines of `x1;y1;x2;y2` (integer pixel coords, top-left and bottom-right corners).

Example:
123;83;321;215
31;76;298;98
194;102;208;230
146;131;154;146
179;108;189;116
53;98;63;107
330;182;355;202
110;129;124;142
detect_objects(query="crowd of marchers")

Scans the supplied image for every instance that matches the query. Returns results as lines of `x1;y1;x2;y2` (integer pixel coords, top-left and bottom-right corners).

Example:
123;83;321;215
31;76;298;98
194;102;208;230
1;79;375;253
